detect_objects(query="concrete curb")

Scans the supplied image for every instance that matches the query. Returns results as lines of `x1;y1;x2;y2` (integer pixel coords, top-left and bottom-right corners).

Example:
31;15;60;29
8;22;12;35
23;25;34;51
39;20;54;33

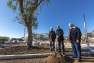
0;52;94;60
64;51;94;56
0;53;54;60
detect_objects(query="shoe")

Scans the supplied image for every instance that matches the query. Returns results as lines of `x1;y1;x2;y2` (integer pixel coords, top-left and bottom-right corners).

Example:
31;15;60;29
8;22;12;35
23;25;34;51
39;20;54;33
72;56;77;58
78;59;81;62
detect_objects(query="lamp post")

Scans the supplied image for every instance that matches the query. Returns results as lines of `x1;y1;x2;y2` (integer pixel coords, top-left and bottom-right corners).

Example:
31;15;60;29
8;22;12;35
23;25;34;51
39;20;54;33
93;30;94;38
83;14;86;41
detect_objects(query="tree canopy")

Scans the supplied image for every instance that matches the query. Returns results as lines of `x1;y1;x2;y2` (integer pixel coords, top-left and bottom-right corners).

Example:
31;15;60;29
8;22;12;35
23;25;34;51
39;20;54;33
7;0;50;29
17;38;24;41
0;37;8;41
10;38;24;41
10;38;17;41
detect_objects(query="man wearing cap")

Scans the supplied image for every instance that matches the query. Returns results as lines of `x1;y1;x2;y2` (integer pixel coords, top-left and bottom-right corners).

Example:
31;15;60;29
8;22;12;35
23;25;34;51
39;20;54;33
49;27;56;51
68;23;82;62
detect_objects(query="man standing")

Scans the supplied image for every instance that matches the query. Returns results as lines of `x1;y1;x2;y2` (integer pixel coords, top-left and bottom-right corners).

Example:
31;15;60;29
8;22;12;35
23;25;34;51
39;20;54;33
56;25;64;53
49;27;56;51
69;23;82;62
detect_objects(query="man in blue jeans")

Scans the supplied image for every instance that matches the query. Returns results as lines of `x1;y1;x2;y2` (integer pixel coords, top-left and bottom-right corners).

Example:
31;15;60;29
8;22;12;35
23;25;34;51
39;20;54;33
69;23;82;62
49;27;56;51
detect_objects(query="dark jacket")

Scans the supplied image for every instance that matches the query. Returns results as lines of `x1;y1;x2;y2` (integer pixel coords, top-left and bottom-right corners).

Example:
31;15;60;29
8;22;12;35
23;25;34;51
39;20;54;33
56;29;64;42
49;31;56;42
70;27;81;42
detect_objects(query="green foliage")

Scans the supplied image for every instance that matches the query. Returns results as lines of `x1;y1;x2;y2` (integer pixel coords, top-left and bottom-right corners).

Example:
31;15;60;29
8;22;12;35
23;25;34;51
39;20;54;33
0;37;8;41
7;0;17;12
35;38;40;40
10;38;24;41
17;38;24;41
7;0;50;29
35;38;49;40
10;38;17;41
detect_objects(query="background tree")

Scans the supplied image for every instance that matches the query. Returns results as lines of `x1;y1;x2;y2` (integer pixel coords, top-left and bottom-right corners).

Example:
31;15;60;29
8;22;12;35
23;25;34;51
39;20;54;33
7;0;50;49
0;37;8;44
17;38;24;41
10;38;17;41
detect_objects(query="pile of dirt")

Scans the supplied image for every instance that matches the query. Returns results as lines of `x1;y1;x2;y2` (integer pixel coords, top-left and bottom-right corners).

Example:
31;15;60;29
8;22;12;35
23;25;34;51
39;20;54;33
46;53;74;63
64;48;73;52
0;46;54;55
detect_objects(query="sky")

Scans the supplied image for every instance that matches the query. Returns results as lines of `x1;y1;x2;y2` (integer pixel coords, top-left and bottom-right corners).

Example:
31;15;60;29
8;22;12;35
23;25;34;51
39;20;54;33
0;0;94;39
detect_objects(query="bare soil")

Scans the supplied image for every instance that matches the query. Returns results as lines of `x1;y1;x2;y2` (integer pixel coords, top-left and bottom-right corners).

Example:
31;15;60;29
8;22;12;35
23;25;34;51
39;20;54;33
46;53;74;63
0;43;94;63
0;46;75;55
0;46;55;55
0;43;90;55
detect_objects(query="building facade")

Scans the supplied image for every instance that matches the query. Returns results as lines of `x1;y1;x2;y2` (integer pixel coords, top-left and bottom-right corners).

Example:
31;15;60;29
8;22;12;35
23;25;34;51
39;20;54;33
41;33;49;38
81;33;85;38
87;33;92;38
81;32;94;38
27;33;49;39
32;33;37;38
36;34;41;38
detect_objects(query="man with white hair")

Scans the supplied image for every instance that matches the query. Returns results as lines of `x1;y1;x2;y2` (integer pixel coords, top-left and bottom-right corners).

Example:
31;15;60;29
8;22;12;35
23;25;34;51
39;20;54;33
56;25;64;53
49;27;56;51
68;23;82;62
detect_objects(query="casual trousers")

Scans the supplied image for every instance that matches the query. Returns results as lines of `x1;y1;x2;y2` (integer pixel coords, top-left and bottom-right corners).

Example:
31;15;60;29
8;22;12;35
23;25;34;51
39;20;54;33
50;42;55;50
71;42;81;59
58;40;64;52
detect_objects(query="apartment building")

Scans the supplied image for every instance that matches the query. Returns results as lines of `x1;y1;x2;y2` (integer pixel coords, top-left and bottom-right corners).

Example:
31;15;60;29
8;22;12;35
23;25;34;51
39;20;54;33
81;32;94;38
27;33;49;39
41;33;49;38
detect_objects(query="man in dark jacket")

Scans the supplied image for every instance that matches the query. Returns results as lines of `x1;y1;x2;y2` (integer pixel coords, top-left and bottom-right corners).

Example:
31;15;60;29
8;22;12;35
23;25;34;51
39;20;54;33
49;27;56;51
56;25;64;53
69;23;81;62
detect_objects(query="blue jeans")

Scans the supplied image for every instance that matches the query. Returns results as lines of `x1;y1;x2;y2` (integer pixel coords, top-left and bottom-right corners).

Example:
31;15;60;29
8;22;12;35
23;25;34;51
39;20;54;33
50;42;55;50
71;42;81;59
58;41;64;52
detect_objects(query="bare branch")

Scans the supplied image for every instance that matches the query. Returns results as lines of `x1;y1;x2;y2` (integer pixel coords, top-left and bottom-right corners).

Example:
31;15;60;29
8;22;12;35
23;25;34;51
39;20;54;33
37;0;43;8
34;0;43;11
30;0;43;19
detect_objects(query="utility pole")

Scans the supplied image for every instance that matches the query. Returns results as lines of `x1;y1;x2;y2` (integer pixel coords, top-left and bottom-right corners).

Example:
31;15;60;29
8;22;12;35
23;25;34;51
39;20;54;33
93;30;94;38
83;14;86;41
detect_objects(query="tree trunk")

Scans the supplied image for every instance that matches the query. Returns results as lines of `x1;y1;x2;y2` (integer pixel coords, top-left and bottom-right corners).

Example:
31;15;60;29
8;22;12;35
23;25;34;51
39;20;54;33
27;26;32;49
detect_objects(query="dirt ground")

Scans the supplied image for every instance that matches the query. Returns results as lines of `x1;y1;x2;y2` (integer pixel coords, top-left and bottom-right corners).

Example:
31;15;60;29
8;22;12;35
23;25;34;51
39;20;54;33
0;41;94;63
0;46;55;55
0;45;90;55
0;46;76;55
